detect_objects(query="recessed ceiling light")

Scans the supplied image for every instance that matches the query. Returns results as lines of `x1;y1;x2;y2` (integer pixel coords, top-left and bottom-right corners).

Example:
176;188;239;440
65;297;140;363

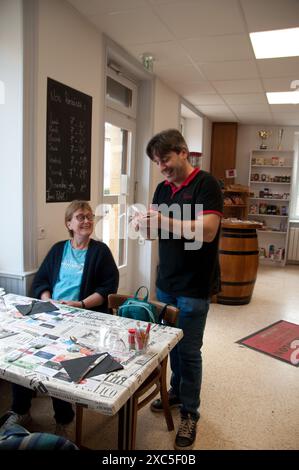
266;91;299;104
250;27;299;59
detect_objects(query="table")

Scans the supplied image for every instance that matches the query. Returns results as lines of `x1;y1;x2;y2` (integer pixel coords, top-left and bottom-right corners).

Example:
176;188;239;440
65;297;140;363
0;294;183;449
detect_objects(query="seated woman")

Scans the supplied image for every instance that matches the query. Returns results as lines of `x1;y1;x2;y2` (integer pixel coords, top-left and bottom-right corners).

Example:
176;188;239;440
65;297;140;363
4;200;119;437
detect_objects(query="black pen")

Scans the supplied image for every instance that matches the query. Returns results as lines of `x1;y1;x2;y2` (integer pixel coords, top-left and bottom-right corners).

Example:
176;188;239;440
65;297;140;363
76;353;109;383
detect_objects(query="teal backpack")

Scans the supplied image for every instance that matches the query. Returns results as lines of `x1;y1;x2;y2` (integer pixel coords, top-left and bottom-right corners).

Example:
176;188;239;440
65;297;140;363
118;286;165;324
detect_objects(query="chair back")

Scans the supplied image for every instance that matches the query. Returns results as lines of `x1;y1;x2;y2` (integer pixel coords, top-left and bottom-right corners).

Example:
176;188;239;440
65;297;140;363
108;294;179;327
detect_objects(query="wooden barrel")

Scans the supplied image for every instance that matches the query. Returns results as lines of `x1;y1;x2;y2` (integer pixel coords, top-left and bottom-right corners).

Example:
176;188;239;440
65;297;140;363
217;222;260;305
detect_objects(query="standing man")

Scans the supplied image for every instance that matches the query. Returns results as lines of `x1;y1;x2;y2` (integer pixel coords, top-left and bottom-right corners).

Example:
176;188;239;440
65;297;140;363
138;129;223;450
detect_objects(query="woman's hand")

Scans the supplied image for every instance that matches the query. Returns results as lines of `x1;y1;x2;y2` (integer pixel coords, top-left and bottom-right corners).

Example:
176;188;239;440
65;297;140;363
59;300;82;308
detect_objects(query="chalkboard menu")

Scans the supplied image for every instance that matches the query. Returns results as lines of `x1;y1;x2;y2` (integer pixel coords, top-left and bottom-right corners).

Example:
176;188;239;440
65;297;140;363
46;78;92;202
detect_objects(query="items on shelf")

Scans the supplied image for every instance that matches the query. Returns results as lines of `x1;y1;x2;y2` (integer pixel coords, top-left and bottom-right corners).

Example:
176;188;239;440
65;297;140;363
259;245;285;261
224;195;244;206
250;173;291;182
251;156;285;166
188;151;202;168
255;189;289;199
248;149;293;266
222;184;250;220
249;203;288;216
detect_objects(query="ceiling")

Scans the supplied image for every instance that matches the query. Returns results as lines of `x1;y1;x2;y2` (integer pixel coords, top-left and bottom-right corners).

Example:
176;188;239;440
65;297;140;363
68;0;299;125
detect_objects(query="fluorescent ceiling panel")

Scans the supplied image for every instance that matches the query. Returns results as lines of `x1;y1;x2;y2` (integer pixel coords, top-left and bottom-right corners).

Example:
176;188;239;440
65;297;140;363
250;27;299;59
266;91;299;104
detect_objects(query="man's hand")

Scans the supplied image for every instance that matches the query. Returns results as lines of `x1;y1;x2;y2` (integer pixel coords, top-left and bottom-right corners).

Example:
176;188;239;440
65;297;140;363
137;210;160;240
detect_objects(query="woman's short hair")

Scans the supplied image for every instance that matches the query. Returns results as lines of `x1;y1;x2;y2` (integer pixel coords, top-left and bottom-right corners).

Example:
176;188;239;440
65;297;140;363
146;128;189;160
65;200;93;237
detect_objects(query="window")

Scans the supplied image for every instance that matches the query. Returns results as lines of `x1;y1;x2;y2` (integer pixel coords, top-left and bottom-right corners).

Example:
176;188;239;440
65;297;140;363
106;67;137;118
102;121;133;267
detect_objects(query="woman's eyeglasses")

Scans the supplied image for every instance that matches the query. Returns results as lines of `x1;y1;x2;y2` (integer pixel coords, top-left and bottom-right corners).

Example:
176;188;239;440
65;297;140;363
74;214;95;222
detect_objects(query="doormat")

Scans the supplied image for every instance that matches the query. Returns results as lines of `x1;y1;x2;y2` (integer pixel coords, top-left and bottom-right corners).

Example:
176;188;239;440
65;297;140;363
237;320;299;367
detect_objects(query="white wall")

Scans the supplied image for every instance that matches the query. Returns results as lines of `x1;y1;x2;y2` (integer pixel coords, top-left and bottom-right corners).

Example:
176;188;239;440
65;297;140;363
236;125;299;185
36;0;105;263
202;117;212;171
0;0;24;273
183;117;203;153
148;78;180;296
151;78;180;192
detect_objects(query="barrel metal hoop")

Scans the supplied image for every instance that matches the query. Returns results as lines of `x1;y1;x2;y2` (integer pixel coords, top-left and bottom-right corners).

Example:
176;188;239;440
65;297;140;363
219;250;259;255
222;233;257;238
221;280;256;286
217;295;252;305
221;228;256;234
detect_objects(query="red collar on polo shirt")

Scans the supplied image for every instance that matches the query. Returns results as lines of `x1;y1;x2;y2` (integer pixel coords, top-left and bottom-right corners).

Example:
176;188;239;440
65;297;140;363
164;167;200;196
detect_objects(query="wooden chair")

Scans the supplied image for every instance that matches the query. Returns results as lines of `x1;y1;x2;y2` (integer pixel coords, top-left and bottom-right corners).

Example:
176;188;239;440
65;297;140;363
75;293;180;450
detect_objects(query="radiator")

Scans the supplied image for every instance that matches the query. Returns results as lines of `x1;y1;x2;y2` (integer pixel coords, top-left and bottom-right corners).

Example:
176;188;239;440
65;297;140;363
288;227;299;262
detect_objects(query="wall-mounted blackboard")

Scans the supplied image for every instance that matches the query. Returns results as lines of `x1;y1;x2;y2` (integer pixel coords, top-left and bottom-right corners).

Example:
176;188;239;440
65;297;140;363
46;78;92;203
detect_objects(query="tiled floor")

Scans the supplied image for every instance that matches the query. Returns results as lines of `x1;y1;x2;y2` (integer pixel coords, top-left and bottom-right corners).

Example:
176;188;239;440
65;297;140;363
1;265;298;449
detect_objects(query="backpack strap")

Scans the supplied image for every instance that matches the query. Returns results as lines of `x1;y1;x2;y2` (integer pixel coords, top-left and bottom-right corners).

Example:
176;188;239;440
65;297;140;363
134;286;149;301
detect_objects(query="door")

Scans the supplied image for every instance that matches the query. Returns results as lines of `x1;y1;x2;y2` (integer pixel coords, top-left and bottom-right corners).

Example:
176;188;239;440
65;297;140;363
100;108;136;291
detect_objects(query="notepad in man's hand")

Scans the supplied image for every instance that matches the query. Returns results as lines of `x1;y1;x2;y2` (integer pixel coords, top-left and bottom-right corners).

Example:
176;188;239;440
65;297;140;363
60;353;123;383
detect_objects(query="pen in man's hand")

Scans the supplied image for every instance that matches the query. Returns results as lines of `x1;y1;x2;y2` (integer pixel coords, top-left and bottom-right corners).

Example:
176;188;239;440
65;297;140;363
76;353;109;383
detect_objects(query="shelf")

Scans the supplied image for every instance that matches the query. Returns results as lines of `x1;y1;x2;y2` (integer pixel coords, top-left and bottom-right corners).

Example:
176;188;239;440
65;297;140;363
248;214;288;218
249;197;290;202
259;257;285;265
251;165;292;169
249;150;293;268
222;186;250;219
250;181;291;185
252;149;293;153
257;230;287;234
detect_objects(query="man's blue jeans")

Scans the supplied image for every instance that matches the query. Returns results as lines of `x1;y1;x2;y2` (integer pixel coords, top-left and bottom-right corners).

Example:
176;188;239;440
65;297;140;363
157;288;210;418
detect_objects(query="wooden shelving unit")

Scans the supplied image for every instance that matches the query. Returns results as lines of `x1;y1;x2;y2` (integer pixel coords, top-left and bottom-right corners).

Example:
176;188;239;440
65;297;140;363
222;185;251;220
247;149;294;265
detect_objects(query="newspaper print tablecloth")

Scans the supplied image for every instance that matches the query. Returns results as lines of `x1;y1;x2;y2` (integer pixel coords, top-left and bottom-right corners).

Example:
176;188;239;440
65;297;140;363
0;294;183;416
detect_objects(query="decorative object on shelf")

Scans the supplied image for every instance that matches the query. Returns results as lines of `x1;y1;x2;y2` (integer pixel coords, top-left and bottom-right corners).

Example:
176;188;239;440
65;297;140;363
258;130;272;149
224;196;233;206
255;157;264;165
188;151;202;168
277;128;284;150
259;247;266;258
250;203;258;214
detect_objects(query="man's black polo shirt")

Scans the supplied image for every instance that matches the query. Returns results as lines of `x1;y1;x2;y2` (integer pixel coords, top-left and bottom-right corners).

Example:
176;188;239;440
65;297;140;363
152;168;223;299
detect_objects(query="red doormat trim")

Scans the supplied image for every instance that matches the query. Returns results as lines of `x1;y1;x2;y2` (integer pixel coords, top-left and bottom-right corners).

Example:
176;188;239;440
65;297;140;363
237;320;299;367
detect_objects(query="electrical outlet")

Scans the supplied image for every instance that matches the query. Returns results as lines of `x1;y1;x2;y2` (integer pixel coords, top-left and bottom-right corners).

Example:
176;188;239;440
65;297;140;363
37;226;46;240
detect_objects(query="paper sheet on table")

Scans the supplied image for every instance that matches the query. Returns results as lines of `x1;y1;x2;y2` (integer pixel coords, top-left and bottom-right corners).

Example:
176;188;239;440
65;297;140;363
15;301;59;316
60;353;123;382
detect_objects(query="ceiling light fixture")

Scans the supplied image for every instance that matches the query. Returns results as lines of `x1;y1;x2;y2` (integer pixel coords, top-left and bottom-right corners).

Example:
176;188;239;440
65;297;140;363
141;53;155;72
250;27;299;59
266;91;299;104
